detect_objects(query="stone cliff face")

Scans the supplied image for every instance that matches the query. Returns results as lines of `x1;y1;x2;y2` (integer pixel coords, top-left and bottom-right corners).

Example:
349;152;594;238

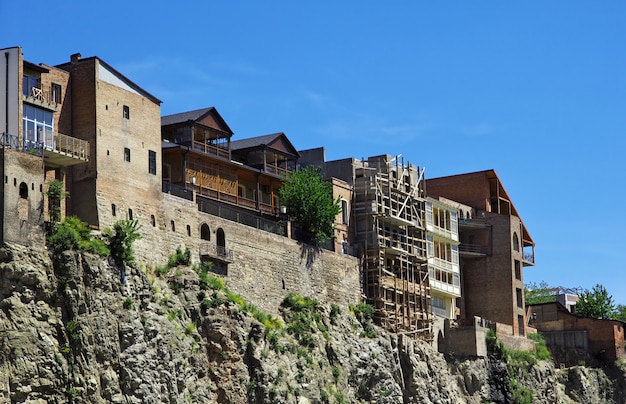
0;243;624;403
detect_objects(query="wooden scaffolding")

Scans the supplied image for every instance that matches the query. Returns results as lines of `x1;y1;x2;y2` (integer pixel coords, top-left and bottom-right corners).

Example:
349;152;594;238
353;156;432;339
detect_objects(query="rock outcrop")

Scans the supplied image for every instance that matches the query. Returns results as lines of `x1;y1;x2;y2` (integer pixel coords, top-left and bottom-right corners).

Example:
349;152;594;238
0;243;624;403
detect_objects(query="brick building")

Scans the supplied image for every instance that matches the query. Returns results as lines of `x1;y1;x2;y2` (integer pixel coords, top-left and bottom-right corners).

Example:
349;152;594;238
0;46;89;246
426;170;536;336
529;301;625;363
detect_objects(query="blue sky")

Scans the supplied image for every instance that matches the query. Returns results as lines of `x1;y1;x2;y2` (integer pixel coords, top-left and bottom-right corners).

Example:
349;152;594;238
3;1;625;304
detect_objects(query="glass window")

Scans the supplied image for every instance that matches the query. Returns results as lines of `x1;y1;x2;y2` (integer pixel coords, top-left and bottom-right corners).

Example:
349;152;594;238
22;105;53;147
124;147;131;162
148;150;156;175
22;75;39;97
51;83;62;103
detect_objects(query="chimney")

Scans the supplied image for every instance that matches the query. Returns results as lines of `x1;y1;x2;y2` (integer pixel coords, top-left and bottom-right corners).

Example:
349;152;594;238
70;53;82;63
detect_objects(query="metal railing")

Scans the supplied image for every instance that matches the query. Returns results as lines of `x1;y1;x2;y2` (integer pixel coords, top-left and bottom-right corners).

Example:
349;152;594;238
199;242;233;262
458;243;486;255
2;132;89;161
197;197;286;236
162;183;194;201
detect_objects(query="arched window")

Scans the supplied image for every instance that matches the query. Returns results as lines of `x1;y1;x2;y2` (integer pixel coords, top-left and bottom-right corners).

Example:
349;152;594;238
19;182;28;199
513;233;520;252
200;223;210;241
186;224;191;236
217;228;226;249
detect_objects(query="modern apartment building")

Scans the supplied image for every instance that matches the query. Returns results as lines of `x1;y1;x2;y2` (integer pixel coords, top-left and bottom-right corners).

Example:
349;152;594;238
425;196;462;319
426;170;535;336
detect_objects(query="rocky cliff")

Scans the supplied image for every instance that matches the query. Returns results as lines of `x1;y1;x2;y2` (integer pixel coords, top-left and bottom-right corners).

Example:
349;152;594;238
0;243;624;403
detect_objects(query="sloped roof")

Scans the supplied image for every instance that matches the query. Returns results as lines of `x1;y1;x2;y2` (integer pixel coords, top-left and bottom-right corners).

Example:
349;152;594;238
427;169;534;245
230;132;301;158
161;107;233;135
56;56;162;105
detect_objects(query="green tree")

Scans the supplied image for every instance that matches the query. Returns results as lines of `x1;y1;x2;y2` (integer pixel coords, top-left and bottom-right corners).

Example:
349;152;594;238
45;179;69;223
574;284;616;319
104;219;142;266
524;281;556;305
614;304;626;322
279;166;341;245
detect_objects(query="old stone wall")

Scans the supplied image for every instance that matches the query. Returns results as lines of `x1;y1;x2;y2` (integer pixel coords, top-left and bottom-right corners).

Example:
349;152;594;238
130;193;362;314
1;149;45;246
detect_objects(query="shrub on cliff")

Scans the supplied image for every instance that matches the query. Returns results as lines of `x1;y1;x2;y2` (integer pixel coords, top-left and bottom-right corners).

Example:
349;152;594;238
46;216;109;256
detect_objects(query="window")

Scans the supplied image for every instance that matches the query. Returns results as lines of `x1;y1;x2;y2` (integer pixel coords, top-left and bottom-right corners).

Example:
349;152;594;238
200;223;210;240
341;199;349;224
19;182;28;199
128;208;133;220
148;150;156;175
112;204;116;216
123;105;130;119
432;296;445;309
516;288;523;308
514;260;521;280
22;75;39;97
513;233;520;252
51;83;62;103
171;220;175;232
124;147;131;162
151;215;156;227
186;225;191;236
22;105;53;147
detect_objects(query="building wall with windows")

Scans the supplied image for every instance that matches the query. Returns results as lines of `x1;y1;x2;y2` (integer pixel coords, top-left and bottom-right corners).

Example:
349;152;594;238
426;197;461;319
426;170;535;337
57;54;163;230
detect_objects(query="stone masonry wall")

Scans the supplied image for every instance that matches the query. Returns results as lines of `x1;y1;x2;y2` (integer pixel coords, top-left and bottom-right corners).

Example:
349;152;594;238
130;192;362;314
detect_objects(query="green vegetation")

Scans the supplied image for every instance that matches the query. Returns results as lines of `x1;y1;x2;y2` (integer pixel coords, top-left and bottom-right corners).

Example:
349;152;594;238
168;246;192;268
524;281;556;305
66;320;80;343
527;332;551;361
282;293;326;348
279;166;341;245
45;179;69;223
486;329;554;404
104;219;141;266
350;302;377;338
123;297;134;310
575;284;617;319
46;216;109;256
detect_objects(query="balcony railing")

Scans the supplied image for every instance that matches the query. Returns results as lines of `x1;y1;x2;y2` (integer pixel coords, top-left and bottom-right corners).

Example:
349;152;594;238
2;132;89;166
191;140;230;159
23;86;58;110
197;197;286;236
458;243;486;255
199;242;233;263
523;252;535;264
162;183;194;201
